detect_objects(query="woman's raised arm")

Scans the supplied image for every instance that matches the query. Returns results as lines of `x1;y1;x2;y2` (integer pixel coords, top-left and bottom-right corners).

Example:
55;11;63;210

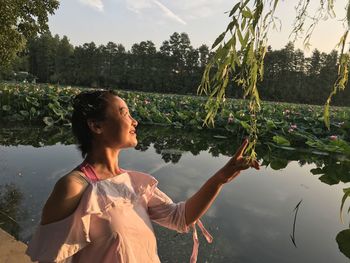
185;139;260;225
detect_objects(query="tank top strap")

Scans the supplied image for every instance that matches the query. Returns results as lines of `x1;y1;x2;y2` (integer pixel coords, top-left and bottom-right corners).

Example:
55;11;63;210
76;161;99;183
68;170;90;186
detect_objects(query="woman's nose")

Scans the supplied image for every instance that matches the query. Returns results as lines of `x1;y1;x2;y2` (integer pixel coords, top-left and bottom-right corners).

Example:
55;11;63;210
132;117;138;127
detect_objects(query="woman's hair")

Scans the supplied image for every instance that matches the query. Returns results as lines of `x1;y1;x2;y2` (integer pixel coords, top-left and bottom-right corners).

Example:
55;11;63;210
71;90;118;158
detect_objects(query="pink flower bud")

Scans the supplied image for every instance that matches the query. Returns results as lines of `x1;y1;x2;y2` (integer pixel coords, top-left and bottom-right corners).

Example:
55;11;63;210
329;135;338;141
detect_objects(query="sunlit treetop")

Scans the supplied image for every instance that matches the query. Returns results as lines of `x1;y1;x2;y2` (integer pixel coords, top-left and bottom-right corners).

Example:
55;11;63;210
0;0;60;66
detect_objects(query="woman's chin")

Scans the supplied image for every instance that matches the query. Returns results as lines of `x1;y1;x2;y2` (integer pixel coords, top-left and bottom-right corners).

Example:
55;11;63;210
131;139;138;147
117;139;138;149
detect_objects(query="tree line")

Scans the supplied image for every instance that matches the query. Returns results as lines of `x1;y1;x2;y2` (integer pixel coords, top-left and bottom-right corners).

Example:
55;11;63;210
1;32;349;106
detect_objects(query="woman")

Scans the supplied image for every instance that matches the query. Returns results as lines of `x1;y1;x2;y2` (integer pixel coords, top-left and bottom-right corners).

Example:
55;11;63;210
26;90;259;263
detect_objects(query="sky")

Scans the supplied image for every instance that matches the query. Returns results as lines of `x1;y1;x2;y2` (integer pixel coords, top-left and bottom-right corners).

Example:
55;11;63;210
48;0;347;54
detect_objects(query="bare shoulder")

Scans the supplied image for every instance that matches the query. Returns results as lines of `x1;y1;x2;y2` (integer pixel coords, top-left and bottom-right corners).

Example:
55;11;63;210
41;170;89;225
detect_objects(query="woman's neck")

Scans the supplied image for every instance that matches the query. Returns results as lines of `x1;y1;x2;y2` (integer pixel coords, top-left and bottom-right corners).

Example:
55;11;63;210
85;146;123;176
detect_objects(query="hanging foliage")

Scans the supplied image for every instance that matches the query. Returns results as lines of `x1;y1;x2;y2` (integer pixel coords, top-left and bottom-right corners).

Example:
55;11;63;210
198;0;350;160
198;0;280;160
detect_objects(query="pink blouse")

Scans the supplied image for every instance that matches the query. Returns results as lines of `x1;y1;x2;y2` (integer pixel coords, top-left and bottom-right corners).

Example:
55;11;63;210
26;162;212;262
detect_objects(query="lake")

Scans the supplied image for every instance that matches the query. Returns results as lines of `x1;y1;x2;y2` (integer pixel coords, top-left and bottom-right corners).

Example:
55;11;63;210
0;124;349;262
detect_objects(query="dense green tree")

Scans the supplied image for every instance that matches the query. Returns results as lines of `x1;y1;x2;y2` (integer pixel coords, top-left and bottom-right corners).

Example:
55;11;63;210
130;41;157;91
72;42;100;86
4;30;349;106
28;32;59;83
0;0;59;66
198;45;210;68
52;36;74;84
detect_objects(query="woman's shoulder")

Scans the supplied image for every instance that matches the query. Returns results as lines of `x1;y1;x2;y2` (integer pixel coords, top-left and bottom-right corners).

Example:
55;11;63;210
125;170;159;197
40;170;90;225
53;170;90;198
126;170;158;184
61;169;90;186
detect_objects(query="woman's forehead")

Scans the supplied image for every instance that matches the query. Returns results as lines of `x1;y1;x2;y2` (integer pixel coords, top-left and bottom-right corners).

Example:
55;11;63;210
110;95;128;110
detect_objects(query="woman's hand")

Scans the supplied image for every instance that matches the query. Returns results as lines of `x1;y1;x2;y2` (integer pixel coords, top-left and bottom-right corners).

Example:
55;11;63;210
216;139;260;184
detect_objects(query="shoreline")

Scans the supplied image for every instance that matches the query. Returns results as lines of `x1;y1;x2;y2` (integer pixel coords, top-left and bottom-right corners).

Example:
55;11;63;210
0;228;34;263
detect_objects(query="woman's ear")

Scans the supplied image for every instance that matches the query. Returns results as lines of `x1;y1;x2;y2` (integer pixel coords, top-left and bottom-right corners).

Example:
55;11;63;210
87;119;103;134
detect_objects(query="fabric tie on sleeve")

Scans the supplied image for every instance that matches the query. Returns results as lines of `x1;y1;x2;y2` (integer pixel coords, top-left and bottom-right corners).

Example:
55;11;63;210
190;219;213;263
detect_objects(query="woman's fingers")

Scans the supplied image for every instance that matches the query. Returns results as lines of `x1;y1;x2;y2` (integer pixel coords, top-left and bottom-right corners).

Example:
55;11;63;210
233;138;249;159
236;158;260;171
252;159;260;170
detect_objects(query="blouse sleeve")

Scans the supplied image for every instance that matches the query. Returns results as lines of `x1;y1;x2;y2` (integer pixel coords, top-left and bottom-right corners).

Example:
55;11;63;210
146;186;213;263
130;170;213;263
26;185;95;263
147;187;190;233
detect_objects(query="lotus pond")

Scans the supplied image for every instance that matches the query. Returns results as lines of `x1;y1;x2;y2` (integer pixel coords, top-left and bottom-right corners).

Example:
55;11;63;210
1;83;350;158
1;124;350;262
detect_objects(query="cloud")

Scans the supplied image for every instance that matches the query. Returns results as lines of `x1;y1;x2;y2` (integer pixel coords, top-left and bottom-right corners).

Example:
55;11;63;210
151;0;187;25
79;0;104;11
126;0;186;25
126;0;152;14
178;0;228;20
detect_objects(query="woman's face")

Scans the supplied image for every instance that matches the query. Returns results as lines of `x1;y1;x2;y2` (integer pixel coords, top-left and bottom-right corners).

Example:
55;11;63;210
95;95;138;149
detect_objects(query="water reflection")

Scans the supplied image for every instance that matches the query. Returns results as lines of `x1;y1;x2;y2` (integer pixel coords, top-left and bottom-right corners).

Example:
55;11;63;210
1;125;349;183
0;124;350;261
0;184;25;239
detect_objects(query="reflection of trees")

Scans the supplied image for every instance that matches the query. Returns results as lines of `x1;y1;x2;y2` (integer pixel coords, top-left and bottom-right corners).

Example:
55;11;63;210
1;124;349;180
336;230;350;259
0;184;24;239
0;125;74;147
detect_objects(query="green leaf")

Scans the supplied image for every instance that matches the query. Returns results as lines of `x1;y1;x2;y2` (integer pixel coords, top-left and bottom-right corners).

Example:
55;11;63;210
229;2;240;16
310;168;323;175
347;3;350;27
336;229;350;259
212;32;226;49
242;31;249;48
340;188;350;223
213;135;228;139
237;29;244;47
272;135;291;146
270;159;288;170
242;10;253;19
266;119;277;130
239;120;251;131
43;116;54;126
19;110;29;117
324;103;330;130
2;105;11;111
226;20;236;33
319;174;340;185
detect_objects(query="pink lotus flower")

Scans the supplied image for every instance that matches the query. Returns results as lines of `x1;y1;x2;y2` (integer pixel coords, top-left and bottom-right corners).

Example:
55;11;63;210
227;117;234;124
330;135;338;141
